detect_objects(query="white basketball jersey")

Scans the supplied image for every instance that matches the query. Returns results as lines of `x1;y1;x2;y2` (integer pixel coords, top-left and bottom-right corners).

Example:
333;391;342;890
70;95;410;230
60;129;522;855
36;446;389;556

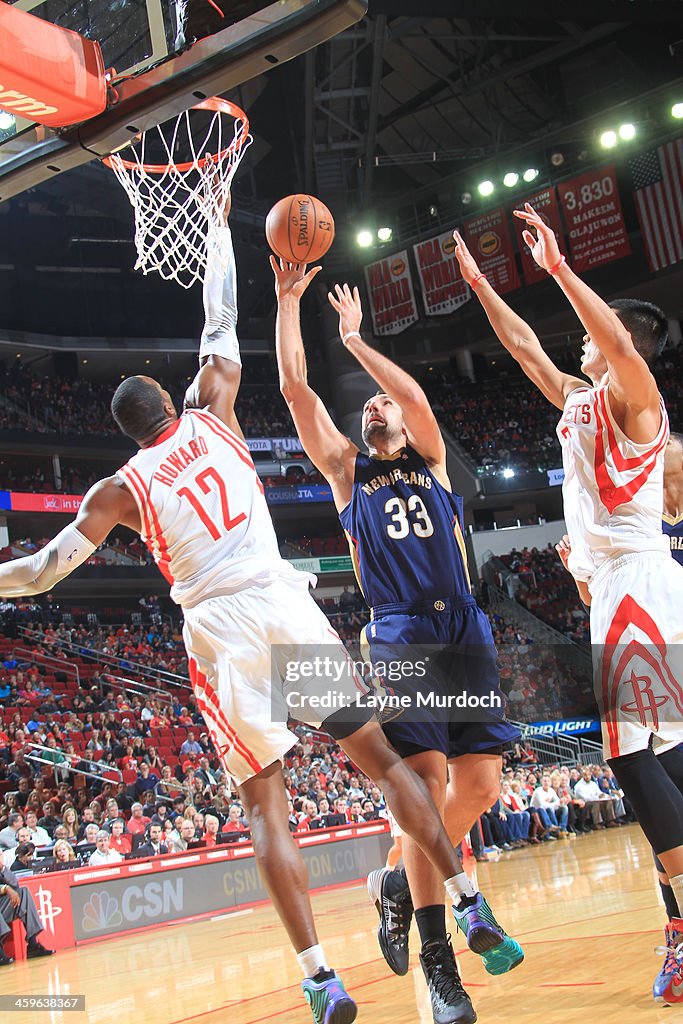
557;384;670;582
118;409;302;608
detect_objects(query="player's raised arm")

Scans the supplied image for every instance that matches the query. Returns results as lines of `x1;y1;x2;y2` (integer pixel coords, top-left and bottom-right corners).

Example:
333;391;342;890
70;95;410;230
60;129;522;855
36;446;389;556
272;258;358;505
328;283;447;469
183;188;242;436
514;204;661;432
0;478;129;597
453;231;584;411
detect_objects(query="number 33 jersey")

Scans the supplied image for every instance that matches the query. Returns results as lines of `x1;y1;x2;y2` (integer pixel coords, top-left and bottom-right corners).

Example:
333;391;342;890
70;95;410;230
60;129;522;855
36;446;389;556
338;445;471;608
118;409;303;608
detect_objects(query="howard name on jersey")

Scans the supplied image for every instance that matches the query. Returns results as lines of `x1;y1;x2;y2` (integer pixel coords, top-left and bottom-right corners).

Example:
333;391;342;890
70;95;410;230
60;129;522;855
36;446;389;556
118;409;303;608
339;445;471;608
557;384;670;582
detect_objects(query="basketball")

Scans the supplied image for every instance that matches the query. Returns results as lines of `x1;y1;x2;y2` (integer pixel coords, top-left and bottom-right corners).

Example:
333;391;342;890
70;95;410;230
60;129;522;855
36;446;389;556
265;194;335;263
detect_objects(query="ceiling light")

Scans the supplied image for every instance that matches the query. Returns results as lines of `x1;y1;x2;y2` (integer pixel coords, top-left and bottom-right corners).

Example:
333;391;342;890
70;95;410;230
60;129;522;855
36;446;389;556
550;151;565;167
0;111;15;131
460;191;472;205
618;123;636;140
672;102;683;119
503;172;519;188
600;130;618;149
428;205;438;217
522;168;539;183
377;227;393;242
356;230;373;248
477;180;494;197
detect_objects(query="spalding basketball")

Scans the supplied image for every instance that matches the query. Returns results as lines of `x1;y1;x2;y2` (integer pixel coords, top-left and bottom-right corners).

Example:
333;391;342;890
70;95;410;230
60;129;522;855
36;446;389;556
266;194;335;263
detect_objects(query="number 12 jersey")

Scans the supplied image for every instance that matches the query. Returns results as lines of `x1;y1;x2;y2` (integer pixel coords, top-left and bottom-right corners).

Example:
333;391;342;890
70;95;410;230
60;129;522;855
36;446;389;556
118;409;301;608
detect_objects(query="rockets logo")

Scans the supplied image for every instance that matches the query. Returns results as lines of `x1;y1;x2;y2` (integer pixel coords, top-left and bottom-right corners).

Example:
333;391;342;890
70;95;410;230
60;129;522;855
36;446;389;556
599;594;683;758
35;885;63;936
619;671;669;730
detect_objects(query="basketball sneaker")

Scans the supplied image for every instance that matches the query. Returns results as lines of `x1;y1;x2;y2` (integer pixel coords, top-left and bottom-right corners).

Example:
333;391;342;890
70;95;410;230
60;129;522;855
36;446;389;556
654;918;683;1003
451;894;524;975
419;936;477;1024
367;866;414;976
301;970;357;1024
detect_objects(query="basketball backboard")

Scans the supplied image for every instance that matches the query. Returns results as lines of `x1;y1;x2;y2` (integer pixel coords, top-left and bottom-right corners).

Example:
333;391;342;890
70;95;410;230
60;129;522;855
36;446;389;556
0;0;367;200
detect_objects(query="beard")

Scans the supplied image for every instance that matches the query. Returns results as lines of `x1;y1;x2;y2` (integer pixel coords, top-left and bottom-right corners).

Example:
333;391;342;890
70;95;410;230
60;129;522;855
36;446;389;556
362;420;388;446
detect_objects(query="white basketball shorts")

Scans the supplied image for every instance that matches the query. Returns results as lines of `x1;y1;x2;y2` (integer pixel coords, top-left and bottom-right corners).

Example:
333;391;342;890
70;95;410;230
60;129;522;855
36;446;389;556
183;574;367;786
588;549;683;759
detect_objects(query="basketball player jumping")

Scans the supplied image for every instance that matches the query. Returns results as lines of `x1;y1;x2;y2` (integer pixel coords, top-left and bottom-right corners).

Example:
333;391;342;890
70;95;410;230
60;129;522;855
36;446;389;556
272;258;523;1024
556;429;683;1004
0;204;514;1024
454;209;683;1007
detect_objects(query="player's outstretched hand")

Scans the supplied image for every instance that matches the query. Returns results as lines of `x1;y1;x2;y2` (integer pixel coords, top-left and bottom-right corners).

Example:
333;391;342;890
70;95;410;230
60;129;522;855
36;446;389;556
328;283;362;342
513;203;561;272
270;256;322;301
555;533;572;572
204;153;231;224
452;230;482;286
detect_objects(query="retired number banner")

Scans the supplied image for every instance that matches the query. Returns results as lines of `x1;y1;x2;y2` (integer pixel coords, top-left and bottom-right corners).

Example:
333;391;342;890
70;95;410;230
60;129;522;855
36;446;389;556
516;186;565;285
557;164;631;272
462;207;519;294
413;231;470;316
364;250;419;336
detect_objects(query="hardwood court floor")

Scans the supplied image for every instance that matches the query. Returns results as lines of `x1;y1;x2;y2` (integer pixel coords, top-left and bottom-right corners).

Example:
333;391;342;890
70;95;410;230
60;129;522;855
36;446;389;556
0;824;675;1024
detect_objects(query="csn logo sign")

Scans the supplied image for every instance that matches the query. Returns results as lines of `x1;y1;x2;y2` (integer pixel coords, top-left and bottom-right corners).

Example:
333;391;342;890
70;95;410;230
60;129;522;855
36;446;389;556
81;879;184;933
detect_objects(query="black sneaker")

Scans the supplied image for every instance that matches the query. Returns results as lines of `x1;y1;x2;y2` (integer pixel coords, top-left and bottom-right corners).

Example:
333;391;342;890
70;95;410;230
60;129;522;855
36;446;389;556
367;867;414;976
419;937;477;1024
27;941;55;959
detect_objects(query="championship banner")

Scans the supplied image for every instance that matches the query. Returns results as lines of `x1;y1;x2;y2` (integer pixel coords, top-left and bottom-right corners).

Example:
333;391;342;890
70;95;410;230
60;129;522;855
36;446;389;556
462;207;519;294
557;164;631;272
364;250;419;336
413;230;470;315
516;186;564;285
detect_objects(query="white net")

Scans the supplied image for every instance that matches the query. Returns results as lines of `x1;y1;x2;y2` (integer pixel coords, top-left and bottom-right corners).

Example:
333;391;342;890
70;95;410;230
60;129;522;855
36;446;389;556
106;101;252;289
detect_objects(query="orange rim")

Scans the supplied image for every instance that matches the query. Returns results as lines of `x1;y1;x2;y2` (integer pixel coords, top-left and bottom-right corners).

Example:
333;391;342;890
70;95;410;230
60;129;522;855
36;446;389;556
103;97;249;175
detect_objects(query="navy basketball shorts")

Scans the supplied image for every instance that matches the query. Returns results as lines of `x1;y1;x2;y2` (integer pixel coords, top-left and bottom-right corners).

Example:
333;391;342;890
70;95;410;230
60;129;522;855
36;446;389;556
363;595;520;760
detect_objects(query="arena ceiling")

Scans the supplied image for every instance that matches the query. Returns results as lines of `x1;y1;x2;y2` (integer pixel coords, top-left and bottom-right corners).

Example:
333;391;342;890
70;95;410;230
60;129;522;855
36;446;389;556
1;4;682;340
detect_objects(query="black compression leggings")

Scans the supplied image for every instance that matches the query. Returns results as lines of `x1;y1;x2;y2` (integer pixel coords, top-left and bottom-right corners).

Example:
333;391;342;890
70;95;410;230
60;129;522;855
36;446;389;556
607;743;683;856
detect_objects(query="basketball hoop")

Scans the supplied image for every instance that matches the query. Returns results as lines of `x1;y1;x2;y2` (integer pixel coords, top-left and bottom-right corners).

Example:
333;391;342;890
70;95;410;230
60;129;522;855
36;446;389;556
103;97;252;289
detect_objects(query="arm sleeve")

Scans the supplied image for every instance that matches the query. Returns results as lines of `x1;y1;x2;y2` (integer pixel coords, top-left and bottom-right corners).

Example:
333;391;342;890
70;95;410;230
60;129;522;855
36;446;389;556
2;864;19;888
199;225;240;366
0;523;97;597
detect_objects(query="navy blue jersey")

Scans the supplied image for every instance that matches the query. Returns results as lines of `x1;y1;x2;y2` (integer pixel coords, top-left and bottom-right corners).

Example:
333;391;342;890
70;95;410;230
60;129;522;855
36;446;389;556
663;514;683;567
338;446;471;607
